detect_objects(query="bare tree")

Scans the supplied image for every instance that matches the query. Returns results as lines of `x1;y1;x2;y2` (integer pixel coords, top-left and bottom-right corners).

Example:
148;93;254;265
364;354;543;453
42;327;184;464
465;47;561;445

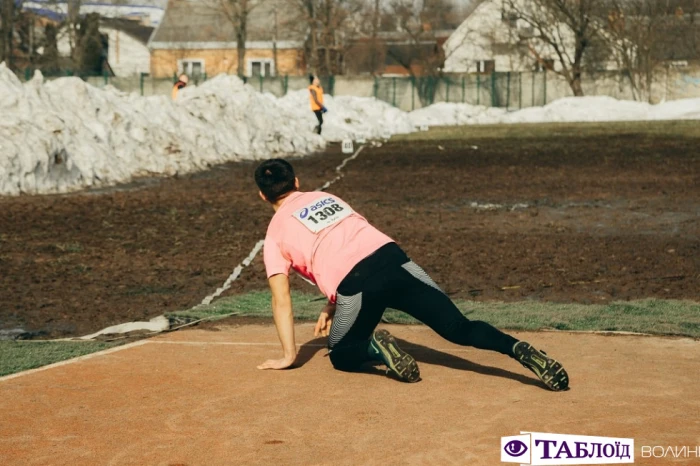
290;0;362;75
67;0;80;62
204;0;267;76
602;0;697;102
317;0;360;75
382;0;455;104
370;0;380;74
292;0;320;72
1;0;17;67
503;0;606;96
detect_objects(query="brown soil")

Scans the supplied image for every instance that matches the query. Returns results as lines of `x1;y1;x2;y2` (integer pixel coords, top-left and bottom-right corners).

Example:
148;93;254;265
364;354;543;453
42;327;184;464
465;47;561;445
1;133;698;338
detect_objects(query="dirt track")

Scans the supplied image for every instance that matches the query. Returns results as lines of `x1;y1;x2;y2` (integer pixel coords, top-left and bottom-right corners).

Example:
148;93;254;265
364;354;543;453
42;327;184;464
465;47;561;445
1;132;698;338
1;325;698;465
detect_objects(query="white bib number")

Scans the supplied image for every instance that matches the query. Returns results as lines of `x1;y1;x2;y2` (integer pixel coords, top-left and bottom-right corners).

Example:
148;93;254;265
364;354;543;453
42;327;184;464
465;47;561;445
293;196;354;233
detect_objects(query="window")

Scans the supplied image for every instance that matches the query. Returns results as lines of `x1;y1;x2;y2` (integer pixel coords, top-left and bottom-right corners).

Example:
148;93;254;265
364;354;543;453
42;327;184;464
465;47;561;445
501;10;518;28
178;59;205;78
534;59;555;71
476;60;495;73
247;58;275;77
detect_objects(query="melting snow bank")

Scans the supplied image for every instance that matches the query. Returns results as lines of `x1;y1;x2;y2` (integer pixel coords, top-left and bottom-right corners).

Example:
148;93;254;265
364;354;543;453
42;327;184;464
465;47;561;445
2;62;700;196
407;96;700;127
0;66;333;196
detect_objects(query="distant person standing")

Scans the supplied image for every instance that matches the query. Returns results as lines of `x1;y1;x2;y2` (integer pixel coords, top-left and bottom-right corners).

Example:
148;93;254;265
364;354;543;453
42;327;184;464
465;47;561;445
308;75;327;135
172;74;189;100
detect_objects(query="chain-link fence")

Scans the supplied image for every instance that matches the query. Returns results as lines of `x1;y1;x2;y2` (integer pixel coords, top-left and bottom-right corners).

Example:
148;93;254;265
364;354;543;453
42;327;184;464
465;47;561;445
15;67;700;111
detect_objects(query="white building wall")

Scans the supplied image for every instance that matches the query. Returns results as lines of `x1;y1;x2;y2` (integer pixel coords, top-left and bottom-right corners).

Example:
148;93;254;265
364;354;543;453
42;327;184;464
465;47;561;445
55;26;151;76
444;0;531;73
106;28;151;76
444;0;619;74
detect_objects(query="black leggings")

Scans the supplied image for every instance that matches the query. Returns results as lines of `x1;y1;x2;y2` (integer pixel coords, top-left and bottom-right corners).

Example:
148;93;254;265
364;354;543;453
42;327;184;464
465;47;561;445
328;243;518;371
314;110;323;134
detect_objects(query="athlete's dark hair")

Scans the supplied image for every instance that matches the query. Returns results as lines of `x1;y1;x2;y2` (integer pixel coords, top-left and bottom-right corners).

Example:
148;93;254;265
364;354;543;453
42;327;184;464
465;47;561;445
309;74;315;84
255;159;296;203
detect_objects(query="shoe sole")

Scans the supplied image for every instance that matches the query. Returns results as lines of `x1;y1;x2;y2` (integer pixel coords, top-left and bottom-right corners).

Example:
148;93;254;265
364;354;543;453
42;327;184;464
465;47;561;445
372;330;421;383
516;343;569;391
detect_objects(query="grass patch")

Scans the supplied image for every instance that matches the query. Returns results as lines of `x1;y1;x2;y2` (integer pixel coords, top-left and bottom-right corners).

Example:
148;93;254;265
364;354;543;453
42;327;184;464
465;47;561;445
393;120;700;142
169;292;700;339
0;341;118;377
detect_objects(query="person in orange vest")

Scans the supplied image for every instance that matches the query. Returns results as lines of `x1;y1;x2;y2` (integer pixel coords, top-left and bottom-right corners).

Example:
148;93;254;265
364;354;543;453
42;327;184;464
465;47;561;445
172;74;189;100
308;75;327;135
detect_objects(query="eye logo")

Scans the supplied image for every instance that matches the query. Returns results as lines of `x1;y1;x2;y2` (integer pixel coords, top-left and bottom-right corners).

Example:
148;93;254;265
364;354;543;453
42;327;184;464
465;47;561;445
503;440;528;457
299;208;309;219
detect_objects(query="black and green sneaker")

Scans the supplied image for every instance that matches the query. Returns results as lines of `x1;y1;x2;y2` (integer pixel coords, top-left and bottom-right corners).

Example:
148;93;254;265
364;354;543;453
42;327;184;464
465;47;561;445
513;342;569;391
369;329;421;383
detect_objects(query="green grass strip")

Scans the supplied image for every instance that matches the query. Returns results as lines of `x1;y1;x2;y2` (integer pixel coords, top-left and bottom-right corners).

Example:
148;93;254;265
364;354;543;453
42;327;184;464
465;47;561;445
0;341;117;377
168;292;700;339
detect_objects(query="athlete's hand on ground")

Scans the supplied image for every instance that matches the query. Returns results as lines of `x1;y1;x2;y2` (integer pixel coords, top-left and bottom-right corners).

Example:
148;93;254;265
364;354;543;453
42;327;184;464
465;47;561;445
257;356;295;370
314;303;335;337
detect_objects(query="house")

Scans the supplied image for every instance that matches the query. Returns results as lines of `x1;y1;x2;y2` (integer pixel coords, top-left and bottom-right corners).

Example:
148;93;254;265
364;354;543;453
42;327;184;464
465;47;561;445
444;0;546;73
344;30;451;76
17;8;154;76
443;0;616;74
52;18;154;76
100;19;154;76
148;0;307;79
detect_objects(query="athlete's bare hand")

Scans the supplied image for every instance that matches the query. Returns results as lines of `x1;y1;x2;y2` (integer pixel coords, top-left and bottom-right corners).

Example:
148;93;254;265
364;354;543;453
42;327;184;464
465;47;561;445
314;302;335;337
257;356;295;370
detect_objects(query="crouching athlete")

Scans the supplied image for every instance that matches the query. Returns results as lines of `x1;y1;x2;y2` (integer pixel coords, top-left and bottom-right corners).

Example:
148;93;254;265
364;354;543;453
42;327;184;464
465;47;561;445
254;159;569;391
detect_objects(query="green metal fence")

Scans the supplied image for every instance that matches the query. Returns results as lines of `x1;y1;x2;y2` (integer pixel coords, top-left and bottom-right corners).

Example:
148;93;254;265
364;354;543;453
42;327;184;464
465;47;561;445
17;68;550;111
371;73;549;110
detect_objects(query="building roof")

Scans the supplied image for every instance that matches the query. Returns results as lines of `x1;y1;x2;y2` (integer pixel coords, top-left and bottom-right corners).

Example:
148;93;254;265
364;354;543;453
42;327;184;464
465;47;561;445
149;0;306;49
102;18;155;44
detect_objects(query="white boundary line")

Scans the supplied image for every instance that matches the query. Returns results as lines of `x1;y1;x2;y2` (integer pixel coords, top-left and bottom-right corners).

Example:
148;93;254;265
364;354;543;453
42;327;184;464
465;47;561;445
0;340;150;383
199;240;265;306
197;144;366;307
35;144;370;342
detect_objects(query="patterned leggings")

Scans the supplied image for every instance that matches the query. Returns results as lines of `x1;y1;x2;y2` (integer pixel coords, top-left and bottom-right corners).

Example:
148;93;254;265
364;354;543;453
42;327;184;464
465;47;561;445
328;242;518;371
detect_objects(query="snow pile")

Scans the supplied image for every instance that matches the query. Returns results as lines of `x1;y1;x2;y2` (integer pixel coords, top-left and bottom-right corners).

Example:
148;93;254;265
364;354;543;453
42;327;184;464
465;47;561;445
277;90;414;141
408;102;507;127
3;60;700;197
409;96;700;127
0;67;327;196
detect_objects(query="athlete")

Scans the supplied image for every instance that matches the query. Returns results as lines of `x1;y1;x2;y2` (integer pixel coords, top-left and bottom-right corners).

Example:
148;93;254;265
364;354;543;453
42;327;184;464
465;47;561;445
308;75;327;135
254;159;569;391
